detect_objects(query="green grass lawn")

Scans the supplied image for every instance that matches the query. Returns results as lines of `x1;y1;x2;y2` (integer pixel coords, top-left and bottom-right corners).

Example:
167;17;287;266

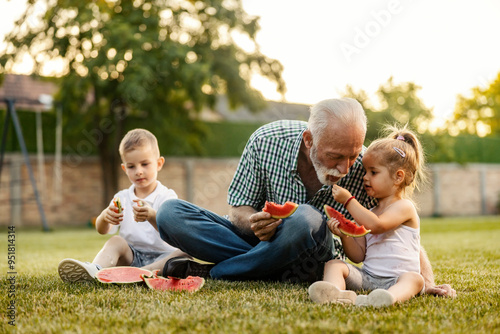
1;216;499;333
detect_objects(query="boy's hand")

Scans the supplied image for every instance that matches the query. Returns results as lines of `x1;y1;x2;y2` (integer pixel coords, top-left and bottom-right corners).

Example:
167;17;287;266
133;199;153;222
326;217;343;237
331;185;352;204
103;203;124;225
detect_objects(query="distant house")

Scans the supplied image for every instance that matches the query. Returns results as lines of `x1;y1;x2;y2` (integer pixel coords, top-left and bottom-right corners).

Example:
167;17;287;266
200;95;311;123
0;74;57;111
0;74;311;121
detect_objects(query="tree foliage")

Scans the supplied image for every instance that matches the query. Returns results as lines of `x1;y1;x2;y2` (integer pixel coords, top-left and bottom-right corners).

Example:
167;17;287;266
452;72;500;137
0;0;285;203
343;77;434;141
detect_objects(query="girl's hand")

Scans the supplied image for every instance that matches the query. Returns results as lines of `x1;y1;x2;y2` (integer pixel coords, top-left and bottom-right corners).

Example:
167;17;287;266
133;200;152;222
425;284;457;298
326;217;342;237
331;185;352;204
104;204;123;225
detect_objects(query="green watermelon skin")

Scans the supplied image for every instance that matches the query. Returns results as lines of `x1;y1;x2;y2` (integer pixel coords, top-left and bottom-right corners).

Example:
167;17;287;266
262;201;299;219
96;267;153;284
142;275;205;292
323;205;371;238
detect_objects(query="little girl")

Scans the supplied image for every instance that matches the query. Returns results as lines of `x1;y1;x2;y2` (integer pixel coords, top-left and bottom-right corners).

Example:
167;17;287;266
309;125;427;307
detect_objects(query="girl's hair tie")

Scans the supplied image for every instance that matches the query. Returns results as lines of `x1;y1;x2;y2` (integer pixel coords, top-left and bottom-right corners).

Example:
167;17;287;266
396;135;405;141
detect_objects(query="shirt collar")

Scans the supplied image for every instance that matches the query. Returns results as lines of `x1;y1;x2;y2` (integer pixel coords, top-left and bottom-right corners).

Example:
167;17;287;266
129;180;161;205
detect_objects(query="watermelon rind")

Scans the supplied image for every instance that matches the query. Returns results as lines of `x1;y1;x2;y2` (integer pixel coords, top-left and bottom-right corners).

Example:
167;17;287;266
96;266;153;284
338;227;371;238
142;275;205;292
323;204;371;238
263;201;299;219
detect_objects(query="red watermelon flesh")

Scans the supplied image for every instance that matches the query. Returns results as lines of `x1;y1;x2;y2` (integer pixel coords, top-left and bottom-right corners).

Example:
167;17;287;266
324;205;371;238
142;275;205;292
262;201;299;219
96;266;153;284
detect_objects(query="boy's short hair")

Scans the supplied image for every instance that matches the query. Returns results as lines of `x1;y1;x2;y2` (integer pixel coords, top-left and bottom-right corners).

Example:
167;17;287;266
119;129;160;158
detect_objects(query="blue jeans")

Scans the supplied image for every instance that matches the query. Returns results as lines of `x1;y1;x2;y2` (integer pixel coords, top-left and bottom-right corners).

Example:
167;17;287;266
156;199;335;282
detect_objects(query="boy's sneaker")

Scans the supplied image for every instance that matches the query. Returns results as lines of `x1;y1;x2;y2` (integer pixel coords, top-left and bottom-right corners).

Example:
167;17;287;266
58;258;101;283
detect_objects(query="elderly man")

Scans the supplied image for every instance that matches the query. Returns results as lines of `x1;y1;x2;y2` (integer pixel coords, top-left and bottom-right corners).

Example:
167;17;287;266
155;98;455;297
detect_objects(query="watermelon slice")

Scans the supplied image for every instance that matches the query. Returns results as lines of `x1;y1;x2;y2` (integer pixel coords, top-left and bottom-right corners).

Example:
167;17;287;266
324;205;371;238
262;201;299;219
96;266;153;284
113;197;123;213
142;275;205;293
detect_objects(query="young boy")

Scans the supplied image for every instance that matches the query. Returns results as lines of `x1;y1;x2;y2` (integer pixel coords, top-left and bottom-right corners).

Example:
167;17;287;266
58;128;186;283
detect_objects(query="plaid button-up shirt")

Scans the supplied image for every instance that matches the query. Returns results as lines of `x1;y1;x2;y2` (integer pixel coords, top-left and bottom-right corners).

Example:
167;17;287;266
228;120;377;259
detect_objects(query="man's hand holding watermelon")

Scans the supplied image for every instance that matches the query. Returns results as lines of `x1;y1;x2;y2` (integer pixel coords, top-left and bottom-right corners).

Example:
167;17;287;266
238;206;283;242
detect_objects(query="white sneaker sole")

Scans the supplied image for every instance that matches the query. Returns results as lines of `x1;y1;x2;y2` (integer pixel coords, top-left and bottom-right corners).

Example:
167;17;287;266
308;281;357;305
58;259;97;283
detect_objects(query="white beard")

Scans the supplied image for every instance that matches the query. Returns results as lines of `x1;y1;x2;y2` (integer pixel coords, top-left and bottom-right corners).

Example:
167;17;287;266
310;144;346;186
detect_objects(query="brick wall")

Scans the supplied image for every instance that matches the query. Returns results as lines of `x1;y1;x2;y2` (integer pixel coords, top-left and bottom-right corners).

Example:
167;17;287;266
1;154;499;227
417;164;500;217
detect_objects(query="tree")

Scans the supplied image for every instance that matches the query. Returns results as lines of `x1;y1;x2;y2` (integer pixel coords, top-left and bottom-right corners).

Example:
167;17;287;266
452;72;500;137
343;77;434;141
1;0;286;205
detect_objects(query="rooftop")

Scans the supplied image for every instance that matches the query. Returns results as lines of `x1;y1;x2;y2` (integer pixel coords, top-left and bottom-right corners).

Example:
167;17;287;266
0;74;312;121
0;74;57;112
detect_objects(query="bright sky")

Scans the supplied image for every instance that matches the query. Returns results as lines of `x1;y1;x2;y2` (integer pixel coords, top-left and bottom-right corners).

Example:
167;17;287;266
2;0;500;126
241;0;500;125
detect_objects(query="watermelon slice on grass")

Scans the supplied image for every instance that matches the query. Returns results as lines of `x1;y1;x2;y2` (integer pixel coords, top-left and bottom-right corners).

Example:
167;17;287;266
142;275;205;293
95;267;205;292
324;204;371;238
96;267;153;284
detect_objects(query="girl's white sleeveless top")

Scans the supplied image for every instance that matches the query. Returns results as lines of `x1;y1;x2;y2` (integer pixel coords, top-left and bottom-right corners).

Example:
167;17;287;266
363;224;420;278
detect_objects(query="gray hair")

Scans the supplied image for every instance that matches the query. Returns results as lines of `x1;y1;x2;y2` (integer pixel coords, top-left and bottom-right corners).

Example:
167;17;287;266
308;98;367;140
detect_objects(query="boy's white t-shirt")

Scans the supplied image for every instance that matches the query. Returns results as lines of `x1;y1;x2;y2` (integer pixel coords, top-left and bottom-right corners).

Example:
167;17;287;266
107;181;178;253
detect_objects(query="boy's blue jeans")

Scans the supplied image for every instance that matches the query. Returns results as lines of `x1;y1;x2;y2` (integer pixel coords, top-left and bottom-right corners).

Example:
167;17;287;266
156;199;335;282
